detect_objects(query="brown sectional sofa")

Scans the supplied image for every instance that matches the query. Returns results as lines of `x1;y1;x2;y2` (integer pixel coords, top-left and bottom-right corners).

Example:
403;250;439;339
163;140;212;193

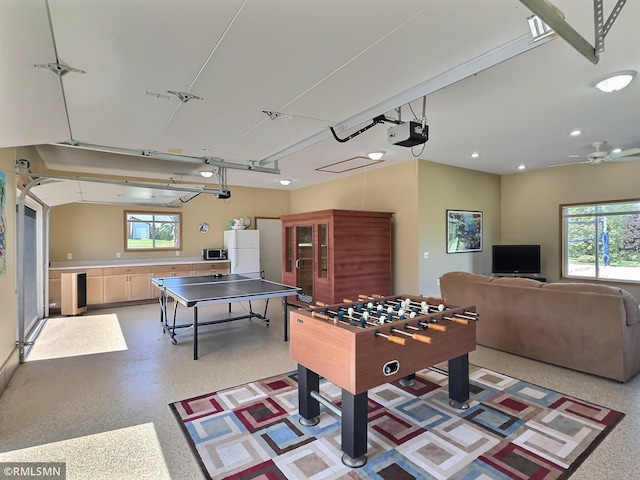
439;271;640;382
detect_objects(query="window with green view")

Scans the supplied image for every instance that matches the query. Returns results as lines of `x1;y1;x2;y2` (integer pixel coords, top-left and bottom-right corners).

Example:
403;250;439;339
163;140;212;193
125;211;182;251
561;200;640;283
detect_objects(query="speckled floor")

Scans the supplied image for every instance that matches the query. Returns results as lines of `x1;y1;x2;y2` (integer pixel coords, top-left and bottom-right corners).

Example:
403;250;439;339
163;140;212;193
0;301;638;479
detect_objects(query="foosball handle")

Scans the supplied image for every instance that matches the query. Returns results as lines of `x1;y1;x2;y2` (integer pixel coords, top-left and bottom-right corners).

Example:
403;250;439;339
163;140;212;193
343;298;353;303
450;317;469;325
315;301;327;306
412;333;433;344
371;294;384;299
428;323;447;332
388;335;406;345
311;311;337;324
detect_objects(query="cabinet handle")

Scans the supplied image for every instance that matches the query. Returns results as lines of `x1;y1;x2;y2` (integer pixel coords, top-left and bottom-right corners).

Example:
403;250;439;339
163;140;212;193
295;259;300;269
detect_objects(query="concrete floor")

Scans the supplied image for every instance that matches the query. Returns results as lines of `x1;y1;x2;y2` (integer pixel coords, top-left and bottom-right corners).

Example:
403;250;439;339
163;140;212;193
0;301;638;479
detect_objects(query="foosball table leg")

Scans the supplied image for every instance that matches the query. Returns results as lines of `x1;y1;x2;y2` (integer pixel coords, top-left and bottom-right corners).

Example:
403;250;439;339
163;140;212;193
399;373;416;387
297;365;320;426
448;353;470;410
341;389;368;468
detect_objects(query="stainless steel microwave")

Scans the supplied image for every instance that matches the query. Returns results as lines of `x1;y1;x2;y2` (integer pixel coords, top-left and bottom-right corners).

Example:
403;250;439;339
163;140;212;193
203;248;227;260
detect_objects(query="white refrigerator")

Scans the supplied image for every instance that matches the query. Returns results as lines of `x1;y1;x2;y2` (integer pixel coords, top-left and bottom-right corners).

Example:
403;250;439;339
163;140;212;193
224;229;260;275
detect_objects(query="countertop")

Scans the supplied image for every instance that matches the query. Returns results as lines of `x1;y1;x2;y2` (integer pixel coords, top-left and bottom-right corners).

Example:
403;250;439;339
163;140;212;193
49;257;229;270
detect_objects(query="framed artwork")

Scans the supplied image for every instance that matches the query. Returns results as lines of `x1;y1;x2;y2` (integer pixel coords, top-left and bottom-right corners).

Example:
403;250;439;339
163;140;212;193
446;210;483;253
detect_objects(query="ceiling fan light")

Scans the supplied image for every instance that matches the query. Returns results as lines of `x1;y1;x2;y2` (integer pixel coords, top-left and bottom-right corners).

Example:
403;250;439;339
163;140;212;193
200;170;214;178
593;71;636;93
367;151;385;160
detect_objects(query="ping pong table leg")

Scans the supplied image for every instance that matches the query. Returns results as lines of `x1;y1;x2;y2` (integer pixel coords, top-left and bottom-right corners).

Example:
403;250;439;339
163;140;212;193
283;297;289;341
193;307;199;360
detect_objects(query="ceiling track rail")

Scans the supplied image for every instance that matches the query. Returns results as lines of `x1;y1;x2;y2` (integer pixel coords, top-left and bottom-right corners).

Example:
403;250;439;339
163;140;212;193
258;32;552;168
53;141;280;175
519;0;627;64
15;159;233;200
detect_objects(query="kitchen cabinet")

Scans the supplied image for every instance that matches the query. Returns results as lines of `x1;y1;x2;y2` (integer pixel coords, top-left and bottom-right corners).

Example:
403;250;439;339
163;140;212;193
191;261;231;276
280;209;393;307
49;261;231;309
102;266;151;303
49;268;104;308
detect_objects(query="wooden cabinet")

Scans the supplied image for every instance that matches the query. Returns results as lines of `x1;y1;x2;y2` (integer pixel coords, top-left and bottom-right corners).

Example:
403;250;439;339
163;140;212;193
150;263;193;279
61;272;88;315
281;209;393;306
102;266;151;303
50;268;104;308
191;261;231;276
50;261;232;308
49;270;62;309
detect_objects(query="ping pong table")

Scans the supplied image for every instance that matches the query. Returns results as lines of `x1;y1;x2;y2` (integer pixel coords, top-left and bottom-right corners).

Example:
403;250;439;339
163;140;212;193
151;274;301;359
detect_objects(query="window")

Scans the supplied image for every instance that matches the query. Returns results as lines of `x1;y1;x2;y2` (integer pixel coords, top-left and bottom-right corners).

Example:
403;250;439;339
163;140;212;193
561;200;640;283
125;211;182;251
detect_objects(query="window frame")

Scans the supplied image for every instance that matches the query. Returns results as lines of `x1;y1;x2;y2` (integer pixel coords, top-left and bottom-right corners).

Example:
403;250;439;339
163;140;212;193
560;198;640;284
124;210;183;252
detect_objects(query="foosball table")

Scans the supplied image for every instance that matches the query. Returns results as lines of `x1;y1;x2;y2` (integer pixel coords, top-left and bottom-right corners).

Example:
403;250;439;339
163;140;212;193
289;293;478;467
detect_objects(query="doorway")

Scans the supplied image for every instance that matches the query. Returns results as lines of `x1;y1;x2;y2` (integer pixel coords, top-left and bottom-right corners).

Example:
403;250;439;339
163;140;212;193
256;218;282;283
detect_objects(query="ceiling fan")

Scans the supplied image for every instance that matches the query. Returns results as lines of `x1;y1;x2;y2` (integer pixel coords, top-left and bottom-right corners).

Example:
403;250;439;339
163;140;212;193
554;141;640;167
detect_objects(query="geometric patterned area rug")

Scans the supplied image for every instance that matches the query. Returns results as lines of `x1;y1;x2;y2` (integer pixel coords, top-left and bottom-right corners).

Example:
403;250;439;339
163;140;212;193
169;364;624;480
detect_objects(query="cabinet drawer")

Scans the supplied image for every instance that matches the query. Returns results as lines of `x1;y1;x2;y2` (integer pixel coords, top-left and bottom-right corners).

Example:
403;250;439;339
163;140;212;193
50;268;103;278
151;264;191;275
103;266;150;276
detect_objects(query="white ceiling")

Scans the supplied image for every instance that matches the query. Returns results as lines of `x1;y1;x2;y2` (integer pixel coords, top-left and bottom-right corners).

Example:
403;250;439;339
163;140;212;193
2;0;640;205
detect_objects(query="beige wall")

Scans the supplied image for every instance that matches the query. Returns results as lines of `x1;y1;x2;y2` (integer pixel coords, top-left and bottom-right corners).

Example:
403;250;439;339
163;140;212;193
501;161;640;300
49;186;290;262
0;149;18;389
418;161;501;297
290;160;420;295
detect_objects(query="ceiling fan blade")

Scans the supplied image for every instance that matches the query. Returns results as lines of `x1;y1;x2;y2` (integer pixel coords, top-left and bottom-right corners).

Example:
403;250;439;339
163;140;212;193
548;160;592;167
611;147;640;159
610;155;640;162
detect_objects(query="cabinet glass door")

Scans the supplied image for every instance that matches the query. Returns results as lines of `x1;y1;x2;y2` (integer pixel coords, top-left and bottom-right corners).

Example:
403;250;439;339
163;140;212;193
296;225;314;303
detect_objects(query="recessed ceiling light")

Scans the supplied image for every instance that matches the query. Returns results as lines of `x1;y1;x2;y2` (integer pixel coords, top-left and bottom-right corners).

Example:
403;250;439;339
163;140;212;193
279;179;292;186
200;170;213;178
470;152;480;158
593;70;636;93
569;130;582;137
517;165;526;170
367;151;385;161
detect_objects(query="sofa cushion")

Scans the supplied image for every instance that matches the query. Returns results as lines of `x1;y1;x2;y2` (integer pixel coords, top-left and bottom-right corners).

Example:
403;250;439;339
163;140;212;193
490;277;545;288
440;271;492;284
543;283;639;326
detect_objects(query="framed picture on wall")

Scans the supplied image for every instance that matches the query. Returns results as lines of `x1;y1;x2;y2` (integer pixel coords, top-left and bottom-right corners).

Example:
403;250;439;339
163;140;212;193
446;210;483;253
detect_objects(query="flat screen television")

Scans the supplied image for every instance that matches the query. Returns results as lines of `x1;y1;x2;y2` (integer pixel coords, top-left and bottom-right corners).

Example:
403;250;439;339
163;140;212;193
492;245;541;274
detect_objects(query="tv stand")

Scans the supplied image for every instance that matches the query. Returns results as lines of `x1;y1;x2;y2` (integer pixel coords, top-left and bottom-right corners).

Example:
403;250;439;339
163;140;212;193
495;274;546;282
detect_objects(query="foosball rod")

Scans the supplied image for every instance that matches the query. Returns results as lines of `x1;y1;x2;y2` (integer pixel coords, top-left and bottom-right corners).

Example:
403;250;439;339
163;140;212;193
360;299;447;331
374;330;406;345
311;311;359;328
367;294;478;321
389;327;433;344
369;296;445;315
338;307;406;344
313;302;361;327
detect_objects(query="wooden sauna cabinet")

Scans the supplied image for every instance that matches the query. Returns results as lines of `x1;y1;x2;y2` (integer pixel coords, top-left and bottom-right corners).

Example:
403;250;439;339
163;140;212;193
281;209;393;307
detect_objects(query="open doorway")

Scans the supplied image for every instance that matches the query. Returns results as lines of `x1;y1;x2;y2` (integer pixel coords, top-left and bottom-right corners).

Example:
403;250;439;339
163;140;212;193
256;218;282;283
